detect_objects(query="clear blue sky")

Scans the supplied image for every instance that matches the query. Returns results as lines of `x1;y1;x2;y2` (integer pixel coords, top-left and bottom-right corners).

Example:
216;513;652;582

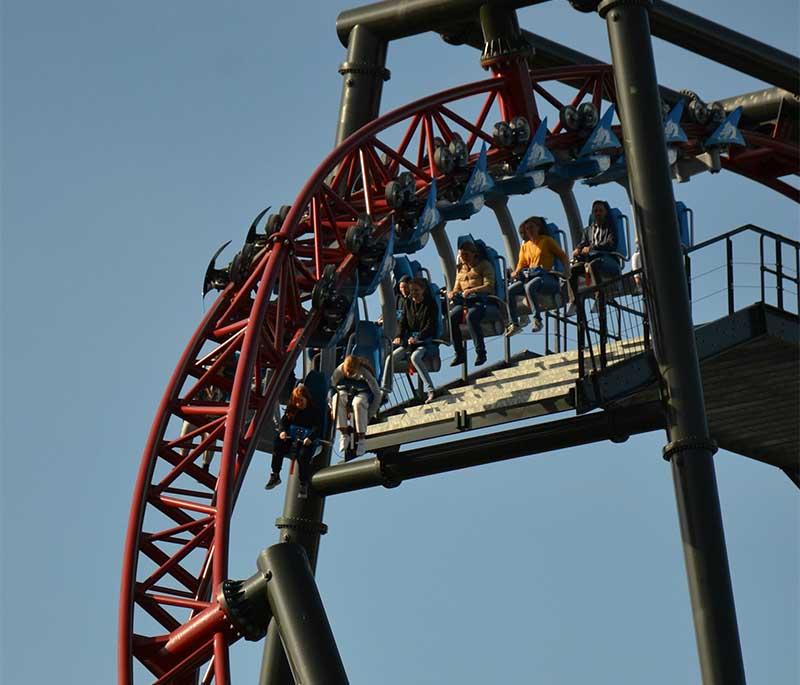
2;1;798;683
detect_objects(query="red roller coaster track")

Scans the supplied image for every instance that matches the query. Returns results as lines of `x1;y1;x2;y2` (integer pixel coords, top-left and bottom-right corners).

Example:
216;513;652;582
118;64;798;684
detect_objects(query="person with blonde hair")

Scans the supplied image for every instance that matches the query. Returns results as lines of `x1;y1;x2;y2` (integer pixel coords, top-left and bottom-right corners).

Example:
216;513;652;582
265;383;325;497
330;354;382;457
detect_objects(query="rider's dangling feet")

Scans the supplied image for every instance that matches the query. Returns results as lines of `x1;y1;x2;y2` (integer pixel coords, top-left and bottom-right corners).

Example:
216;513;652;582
531;317;543;333
338;427;352;452
264;472;281;490
355;433;367;457
449;352;465;367
474;351;487;366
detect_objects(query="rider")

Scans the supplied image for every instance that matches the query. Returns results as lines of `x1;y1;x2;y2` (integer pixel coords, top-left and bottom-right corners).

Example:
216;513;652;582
505;216;570;335
388;277;440;404
568;199;619;301
265;383;325;497
330;355;382;457
447;240;495;367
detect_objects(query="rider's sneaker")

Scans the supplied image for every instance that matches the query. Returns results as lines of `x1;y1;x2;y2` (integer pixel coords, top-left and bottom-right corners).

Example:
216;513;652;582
338;434;349;452
264;473;281;490
449;354;465;367
531;317;543;333
424;389;438;404
505;322;521;337
356;441;366;457
565;303;577;317
474;352;487;366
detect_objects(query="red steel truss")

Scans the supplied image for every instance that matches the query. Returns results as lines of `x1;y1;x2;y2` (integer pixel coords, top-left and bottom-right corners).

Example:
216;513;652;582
118;64;799;684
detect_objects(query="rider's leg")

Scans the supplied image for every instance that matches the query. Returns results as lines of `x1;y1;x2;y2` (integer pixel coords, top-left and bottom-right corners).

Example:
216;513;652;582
507;279;526;324
448;304;466;357
409;347;435;393
465;305;486;358
351;392;370;434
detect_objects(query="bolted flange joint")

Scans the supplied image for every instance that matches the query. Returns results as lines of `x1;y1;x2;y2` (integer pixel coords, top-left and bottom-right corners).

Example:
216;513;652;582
338;61;391;82
276;515;329;536
597;0;653;18
662;436;719;462
218;573;271;641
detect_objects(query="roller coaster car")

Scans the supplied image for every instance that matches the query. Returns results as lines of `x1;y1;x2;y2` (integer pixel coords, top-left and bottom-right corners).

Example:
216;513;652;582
202;205;292;298
345;215;396;297
453;234;510;338
547;106;622;185
391;178;442;255
308;264;358;349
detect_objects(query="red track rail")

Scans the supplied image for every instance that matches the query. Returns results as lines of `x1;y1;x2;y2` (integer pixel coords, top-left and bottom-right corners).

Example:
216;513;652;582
118;64;799;684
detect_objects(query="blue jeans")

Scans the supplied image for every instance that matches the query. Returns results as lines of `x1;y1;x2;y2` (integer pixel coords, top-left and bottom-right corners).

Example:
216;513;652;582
390;345;435;392
508;271;560;323
449;302;486;356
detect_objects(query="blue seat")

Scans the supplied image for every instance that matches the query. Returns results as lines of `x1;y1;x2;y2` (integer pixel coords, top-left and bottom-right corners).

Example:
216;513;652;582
455;234;509;337
346;321;390;386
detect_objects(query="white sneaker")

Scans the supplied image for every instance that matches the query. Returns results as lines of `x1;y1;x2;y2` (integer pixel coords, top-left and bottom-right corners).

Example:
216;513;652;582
356;441;366;457
531;318;543;332
338;434;349;452
504;322;522;337
565;303;577;317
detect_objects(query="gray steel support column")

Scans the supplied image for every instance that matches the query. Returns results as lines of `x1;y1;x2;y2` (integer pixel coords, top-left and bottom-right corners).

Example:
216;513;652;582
487;197;520;263
432;222;456;290
335;24;390;145
550;182;583;248
258;544;348;685
597;1;745;682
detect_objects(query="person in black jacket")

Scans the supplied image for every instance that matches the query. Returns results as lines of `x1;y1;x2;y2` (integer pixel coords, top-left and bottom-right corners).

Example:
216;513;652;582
265;383;324;497
387;277;440;404
568;199;621;301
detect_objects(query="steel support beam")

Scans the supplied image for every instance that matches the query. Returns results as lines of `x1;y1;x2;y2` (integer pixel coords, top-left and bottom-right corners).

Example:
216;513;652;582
312;402;665;496
336;0;547;45
597;1;746;682
648;1;798;94
335;24;390;145
258;544;349;685
338;0;798;98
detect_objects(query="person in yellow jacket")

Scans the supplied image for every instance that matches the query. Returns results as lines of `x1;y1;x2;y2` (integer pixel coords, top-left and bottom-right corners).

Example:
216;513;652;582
505;216;570;335
447;240;495;366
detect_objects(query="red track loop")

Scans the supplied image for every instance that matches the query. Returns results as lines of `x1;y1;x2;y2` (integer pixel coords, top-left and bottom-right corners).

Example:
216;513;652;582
118;64;799;684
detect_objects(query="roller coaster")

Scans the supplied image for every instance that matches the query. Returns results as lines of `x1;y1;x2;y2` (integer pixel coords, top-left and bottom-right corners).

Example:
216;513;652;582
118;1;799;683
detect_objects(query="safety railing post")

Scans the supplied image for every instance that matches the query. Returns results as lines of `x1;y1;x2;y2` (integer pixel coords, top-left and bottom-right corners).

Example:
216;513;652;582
726;237;735;315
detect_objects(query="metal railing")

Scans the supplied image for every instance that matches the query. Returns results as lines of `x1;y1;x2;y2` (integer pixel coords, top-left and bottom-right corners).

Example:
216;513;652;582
575;223;799;378
576;270;650;377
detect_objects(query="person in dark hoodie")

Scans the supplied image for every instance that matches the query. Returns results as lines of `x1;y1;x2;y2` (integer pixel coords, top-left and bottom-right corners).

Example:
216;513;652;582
264;383;325;497
568;199;620;301
389;277;440;404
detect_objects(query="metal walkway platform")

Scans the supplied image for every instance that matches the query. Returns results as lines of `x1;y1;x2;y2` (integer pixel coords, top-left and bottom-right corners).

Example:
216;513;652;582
582;303;799;480
364;303;798;482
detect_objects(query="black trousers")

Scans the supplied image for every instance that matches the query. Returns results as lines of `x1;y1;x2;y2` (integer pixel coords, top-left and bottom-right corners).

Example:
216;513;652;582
271;437;315;484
